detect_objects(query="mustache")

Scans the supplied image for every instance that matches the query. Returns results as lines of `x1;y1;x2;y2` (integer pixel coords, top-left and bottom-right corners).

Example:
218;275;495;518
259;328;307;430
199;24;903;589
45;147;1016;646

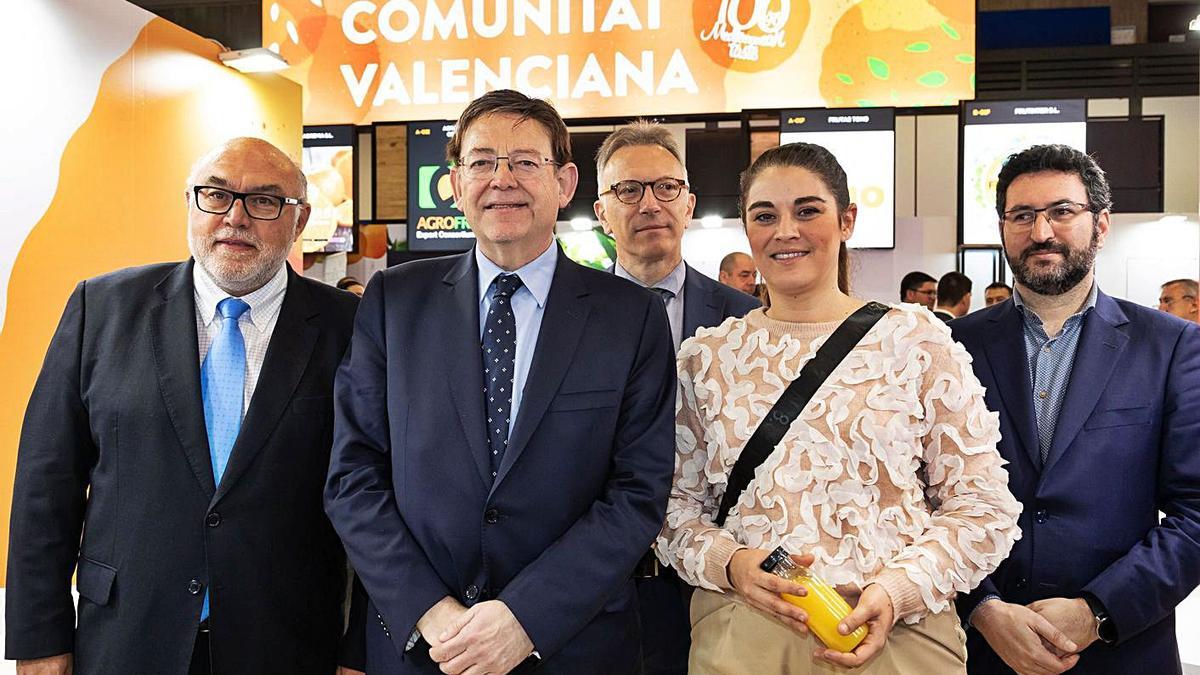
209;230;261;247
1020;240;1069;261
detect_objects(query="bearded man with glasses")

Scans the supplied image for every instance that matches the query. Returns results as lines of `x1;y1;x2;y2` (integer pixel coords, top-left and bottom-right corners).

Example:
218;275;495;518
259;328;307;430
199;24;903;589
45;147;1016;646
7;137;364;675
951;144;1200;675
325;90;676;675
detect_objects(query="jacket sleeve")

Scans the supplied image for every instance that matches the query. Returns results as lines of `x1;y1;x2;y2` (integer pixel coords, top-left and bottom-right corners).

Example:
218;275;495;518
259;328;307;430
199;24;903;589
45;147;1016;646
498;296;677;659
1083;321;1200;643
324;277;452;659
5;282;94;659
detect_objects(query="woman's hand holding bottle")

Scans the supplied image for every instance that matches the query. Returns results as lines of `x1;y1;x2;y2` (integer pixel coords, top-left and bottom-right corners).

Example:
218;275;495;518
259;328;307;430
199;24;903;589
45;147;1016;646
727;548;814;634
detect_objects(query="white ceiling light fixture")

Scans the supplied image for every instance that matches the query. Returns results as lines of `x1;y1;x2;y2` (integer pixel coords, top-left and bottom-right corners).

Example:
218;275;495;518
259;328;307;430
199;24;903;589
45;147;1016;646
700;215;724;229
218;47;290;73
1190;14;1200;31
570;217;593;231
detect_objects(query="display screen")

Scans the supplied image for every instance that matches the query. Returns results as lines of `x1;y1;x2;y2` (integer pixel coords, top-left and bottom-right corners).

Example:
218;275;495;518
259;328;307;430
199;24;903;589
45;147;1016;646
264;1;977;125
301;125;355;253
779;108;895;249
407;121;473;251
961;99;1087;245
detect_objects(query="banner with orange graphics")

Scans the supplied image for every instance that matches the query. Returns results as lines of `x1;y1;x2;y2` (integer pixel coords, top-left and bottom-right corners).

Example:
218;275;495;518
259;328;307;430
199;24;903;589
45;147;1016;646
0;0;301;583
264;0;976;125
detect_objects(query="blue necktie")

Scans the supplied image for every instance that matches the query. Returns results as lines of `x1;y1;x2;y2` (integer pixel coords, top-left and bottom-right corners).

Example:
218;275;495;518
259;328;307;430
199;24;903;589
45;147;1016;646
482;274;522;482
199;297;249;620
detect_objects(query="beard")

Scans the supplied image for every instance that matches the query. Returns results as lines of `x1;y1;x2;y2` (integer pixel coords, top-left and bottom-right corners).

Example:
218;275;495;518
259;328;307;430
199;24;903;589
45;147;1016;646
189;228;291;295
1006;223;1099;296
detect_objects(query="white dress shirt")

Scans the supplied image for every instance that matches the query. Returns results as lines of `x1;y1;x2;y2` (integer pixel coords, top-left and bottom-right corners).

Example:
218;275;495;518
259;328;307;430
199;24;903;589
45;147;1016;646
193;262;289;415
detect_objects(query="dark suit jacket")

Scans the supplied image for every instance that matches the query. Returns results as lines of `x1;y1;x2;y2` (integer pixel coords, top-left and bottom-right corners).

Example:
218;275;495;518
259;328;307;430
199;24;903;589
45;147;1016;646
952;292;1200;674
325;247;677;674
6;261;361;674
680;264;760;342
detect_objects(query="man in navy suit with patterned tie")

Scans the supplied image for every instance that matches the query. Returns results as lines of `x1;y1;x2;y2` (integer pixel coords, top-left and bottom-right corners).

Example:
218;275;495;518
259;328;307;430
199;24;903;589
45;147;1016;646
7;138;363;674
592;120;759;675
325;90;677;674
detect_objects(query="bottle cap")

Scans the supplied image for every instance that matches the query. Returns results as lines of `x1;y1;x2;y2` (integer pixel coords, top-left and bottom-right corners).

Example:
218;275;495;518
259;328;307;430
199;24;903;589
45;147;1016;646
759;545;792;573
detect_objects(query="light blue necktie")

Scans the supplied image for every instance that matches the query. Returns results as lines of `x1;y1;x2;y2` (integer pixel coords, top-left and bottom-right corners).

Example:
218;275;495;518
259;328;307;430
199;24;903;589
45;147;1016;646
199;297;249;621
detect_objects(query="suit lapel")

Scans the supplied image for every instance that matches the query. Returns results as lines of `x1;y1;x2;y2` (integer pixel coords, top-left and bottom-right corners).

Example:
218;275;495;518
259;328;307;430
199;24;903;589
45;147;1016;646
494;253;591;491
682;265;722;340
213;268;319;505
442;252;493;489
149;260;216;498
980;303;1042;471
1040;293;1129;476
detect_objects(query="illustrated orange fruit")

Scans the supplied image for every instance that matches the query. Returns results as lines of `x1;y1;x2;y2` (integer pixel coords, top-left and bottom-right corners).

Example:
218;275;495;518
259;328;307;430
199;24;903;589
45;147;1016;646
819;0;975;108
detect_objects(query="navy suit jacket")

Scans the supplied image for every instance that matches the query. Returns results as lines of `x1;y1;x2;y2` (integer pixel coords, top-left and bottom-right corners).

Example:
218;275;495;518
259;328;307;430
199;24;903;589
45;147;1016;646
952;292;1200;674
6;261;360;674
680;264;760;342
325;246;677;674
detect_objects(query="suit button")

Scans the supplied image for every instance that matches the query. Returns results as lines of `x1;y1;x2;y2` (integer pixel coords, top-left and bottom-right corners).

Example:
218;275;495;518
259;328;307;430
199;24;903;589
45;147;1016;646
485;509;499;524
465;584;479;601
187;579;204;595
206;512;222;527
1035;509;1047;524
1016;577;1028;589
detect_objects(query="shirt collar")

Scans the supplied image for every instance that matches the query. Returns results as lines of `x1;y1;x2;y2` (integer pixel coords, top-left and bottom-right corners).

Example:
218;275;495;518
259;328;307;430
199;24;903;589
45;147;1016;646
613;259;686;296
192;260;288;329
1012;280;1099;326
475;241;558;308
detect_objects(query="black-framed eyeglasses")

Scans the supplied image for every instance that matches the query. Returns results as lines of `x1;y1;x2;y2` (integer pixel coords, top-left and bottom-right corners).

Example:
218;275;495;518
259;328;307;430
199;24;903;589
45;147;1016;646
457;153;561;180
601;179;688;205
192;186;303;221
1001;201;1095;231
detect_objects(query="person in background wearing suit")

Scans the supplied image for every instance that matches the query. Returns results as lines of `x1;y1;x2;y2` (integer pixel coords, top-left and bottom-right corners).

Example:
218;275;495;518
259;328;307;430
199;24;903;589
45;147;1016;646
933;271;972;322
718;251;758;295
592;120;760;675
6;138;363;675
324;90;677;675
954;144;1200;675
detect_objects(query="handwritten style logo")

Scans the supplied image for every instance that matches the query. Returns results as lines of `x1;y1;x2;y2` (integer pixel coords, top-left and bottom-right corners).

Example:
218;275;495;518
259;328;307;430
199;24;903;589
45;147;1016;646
700;0;791;63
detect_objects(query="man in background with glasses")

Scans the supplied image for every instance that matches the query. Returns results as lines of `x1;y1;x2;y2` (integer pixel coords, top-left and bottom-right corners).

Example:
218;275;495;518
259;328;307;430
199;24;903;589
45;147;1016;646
951;144;1200;675
7;138;364;675
899;270;938;310
1159;278;1198;323
591;120;758;675
326;90;676;675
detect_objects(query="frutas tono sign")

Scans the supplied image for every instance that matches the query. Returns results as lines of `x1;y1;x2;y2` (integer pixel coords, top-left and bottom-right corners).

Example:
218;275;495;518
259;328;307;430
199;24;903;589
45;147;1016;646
264;0;975;124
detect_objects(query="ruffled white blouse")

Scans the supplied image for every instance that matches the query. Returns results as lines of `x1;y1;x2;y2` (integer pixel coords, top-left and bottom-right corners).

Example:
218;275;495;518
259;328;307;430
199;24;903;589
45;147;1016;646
656;305;1022;623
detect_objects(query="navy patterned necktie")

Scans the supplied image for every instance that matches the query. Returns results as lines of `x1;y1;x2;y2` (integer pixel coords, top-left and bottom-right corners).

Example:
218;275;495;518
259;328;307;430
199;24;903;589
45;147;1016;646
652;287;674;305
482;273;523;481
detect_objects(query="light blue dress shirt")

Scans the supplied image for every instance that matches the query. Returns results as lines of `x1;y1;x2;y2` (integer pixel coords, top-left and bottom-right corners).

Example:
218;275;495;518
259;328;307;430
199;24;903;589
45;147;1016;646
614;260;686;351
1012;281;1099;463
476;242;558;438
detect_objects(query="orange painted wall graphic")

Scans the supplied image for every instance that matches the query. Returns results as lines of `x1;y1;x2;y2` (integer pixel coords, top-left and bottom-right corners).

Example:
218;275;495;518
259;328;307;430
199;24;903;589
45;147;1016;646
263;0;976;125
0;10;301;583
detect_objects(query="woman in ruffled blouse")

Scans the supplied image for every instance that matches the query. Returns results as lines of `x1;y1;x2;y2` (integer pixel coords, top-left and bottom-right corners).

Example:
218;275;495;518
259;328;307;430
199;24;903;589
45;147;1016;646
656;143;1021;673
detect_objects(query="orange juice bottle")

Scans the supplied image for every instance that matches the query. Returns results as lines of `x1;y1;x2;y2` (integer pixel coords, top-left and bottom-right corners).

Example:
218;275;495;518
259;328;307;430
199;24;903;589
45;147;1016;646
759;546;867;653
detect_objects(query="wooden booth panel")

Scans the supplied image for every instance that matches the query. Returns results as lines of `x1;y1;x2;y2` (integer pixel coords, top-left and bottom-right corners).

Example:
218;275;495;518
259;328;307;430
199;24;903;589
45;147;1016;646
375;124;406;220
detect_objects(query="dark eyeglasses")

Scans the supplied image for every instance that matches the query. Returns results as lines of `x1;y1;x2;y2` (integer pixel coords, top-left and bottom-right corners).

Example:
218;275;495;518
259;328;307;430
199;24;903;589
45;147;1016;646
601;179;688;205
192;186;303;221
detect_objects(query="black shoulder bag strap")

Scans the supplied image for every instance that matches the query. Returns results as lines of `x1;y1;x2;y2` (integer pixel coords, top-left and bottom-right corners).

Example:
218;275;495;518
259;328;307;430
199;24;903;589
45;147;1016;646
714;302;891;527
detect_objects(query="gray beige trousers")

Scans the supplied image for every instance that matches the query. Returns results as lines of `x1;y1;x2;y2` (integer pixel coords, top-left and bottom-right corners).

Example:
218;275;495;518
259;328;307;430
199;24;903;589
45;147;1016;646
689;588;968;674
